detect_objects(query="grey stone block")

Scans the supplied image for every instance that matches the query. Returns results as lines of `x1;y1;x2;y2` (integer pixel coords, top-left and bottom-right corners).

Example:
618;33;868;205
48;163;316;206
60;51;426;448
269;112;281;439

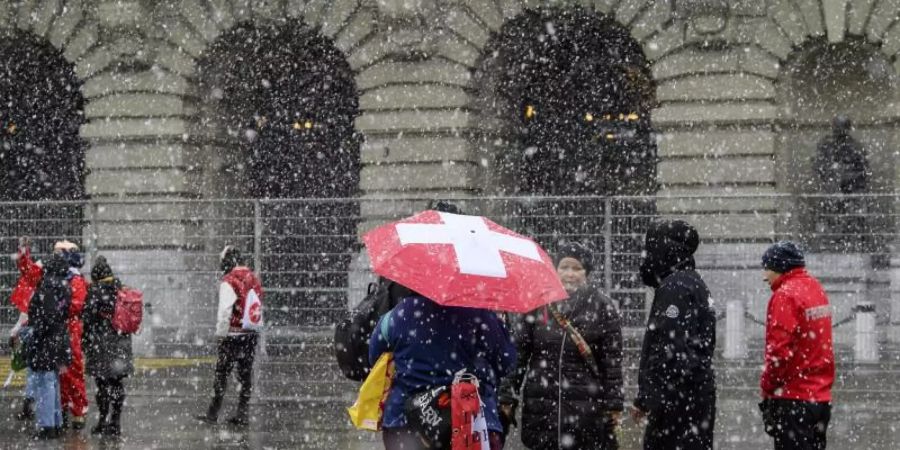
616;0;648;26
751;18;792;59
63;21;98;61
360;162;478;192
81;70;190;98
31;0;60;38
795;0;825;37
653;101;777;125
435;34;480;67
659;156;775;185
230;0;251;23
730;0;766;16
346;34;394;71
207;0;235;31
81;117;188;139
86;142;190;169
657;73;774;101
334;5;374;53
86;94;188;119
362;136;470;164
252;0;283;21
658;129;775;157
866;0;900;42
47;0;83;49
629;0;672;42
15;0;36;32
355;109;470;133
643;23;685;60
883;22;900;56
462;0;504;31
594;0;619;14
357;59;471;90
320;0;359;38
770;0;808;46
153;41;196;77
657;195;778;214
360;84;471;110
738;44;781;79
93;202;194;222
302;0;331;26
93;222;189;248
87;168;189;195
445;6;490;48
96;1;144;28
179;0;220;43
652;48;739;80
848;0;877;35
663;213;776;240
823;0;849;42
165;16;206;58
75;47;116;80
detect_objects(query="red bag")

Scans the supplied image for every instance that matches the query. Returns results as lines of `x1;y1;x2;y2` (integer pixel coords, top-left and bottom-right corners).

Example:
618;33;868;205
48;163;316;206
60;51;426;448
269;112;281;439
450;374;489;450
112;287;143;334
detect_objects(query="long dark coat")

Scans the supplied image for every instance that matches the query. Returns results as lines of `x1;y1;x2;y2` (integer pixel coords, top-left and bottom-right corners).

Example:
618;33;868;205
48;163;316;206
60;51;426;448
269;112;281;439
502;285;624;449
82;278;134;379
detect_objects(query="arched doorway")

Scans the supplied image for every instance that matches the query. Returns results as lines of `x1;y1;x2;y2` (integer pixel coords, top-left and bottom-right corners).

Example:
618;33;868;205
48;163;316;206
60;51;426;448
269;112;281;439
471;7;657;324
0;30;85;271
776;37;895;253
196;22;360;327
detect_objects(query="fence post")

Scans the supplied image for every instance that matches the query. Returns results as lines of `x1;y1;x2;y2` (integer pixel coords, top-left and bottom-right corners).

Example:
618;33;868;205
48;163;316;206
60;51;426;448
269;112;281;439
603;197;612;296
253;200;263;272
724;300;748;359
84;201;98;263
855;302;878;362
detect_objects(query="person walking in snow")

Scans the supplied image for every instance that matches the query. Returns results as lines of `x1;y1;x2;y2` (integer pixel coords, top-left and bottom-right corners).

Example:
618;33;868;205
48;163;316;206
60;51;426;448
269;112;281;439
82;256;134;436
196;245;264;427
758;242;834;450
499;241;624;450
632;220;716;450
25;253;72;439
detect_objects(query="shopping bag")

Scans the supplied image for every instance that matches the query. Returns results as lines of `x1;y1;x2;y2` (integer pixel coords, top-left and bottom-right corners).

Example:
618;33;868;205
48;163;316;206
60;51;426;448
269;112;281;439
347;352;394;431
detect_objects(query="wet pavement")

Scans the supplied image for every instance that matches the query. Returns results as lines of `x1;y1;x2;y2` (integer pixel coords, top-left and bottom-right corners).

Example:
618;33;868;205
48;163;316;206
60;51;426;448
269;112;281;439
0;351;898;449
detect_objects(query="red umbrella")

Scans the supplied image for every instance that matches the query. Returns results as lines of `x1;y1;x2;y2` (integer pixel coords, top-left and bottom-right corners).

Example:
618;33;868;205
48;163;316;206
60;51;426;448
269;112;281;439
362;210;567;313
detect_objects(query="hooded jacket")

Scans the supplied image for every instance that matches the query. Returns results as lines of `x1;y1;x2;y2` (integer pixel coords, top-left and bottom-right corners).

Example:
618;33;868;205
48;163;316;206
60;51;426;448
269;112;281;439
635;221;716;414
26;255;72;371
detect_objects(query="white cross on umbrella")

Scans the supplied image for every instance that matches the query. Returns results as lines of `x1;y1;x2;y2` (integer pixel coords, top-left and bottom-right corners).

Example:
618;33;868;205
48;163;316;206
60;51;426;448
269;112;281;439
395;212;542;278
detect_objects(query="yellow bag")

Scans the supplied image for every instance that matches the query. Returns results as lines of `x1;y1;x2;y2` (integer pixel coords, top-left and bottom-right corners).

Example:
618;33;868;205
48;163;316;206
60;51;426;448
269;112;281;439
347;352;394;431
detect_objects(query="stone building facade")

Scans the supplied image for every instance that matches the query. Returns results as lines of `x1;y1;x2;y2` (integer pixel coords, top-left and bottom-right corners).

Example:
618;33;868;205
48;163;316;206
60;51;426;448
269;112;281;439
3;0;900;354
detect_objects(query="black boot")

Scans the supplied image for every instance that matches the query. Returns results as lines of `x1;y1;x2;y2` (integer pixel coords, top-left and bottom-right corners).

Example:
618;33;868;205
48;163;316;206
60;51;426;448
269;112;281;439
195;396;222;425
91;390;109;435
31;427;60;440
15;398;34;421
226;396;250;428
103;387;124;437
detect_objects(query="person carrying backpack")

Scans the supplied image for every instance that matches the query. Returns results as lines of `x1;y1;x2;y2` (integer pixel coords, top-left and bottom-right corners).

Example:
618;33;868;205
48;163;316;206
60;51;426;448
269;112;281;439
82;256;134;436
26;253;72;440
196;245;263;427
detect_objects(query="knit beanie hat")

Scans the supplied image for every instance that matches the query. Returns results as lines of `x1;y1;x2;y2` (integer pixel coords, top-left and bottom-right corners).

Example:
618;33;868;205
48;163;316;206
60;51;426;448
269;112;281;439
554;241;594;274
91;256;114;282
762;241;805;274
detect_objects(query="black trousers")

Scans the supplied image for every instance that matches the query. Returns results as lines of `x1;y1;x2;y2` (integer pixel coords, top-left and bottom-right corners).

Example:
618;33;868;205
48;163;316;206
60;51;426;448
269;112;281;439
94;376;125;425
762;399;831;450
644;402;715;450
210;333;258;416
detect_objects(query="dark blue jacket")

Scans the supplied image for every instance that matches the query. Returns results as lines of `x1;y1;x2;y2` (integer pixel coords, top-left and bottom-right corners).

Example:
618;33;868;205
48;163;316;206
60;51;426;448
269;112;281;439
369;296;517;432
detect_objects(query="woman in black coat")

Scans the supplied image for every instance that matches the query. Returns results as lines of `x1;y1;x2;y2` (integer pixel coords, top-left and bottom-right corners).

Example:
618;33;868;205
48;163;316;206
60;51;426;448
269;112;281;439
82;256;133;436
500;242;624;450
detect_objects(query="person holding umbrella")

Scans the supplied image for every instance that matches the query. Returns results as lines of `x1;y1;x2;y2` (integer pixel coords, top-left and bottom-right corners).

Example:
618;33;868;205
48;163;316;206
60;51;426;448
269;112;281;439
362;209;569;449
499;241;624;450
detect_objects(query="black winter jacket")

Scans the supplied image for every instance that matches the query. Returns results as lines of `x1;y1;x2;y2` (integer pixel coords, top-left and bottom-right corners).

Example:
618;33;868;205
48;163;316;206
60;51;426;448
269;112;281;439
635;266;716;414
26;255;72;372
502;285;623;449
83;278;134;379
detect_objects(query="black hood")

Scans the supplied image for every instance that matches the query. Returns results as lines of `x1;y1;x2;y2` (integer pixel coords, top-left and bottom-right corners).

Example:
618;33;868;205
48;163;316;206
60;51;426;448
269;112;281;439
639;220;699;288
43;253;70;277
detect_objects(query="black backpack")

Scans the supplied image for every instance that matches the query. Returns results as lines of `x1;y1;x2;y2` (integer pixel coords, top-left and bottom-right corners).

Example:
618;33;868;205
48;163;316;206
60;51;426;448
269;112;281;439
334;278;395;381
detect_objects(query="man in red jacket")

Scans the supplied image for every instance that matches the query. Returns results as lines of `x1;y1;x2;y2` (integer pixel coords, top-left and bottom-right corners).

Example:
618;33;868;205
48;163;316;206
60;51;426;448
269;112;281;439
759;241;834;450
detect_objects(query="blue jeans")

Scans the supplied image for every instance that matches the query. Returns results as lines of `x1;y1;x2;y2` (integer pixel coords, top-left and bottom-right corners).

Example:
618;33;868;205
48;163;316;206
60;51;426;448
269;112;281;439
30;371;62;429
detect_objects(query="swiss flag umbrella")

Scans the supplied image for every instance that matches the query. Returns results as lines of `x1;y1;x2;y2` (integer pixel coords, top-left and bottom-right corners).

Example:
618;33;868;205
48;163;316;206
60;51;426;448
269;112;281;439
362;210;568;313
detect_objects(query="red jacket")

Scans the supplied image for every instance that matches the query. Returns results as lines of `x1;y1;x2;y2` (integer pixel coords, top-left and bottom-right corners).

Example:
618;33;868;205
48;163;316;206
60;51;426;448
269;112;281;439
10;247;86;321
223;267;263;331
761;268;835;402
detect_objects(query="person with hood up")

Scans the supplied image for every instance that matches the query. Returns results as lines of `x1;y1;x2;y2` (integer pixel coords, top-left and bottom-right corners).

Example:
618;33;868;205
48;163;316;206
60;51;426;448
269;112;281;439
369;284;517;450
759;242;834;450
82;256;134;436
10;238;89;429
632;220;716;450
196;245;264;427
26;253;72;439
499;241;624;450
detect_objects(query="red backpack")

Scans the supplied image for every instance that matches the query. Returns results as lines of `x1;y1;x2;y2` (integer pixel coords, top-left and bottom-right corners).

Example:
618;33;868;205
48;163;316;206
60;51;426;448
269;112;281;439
112;286;143;334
